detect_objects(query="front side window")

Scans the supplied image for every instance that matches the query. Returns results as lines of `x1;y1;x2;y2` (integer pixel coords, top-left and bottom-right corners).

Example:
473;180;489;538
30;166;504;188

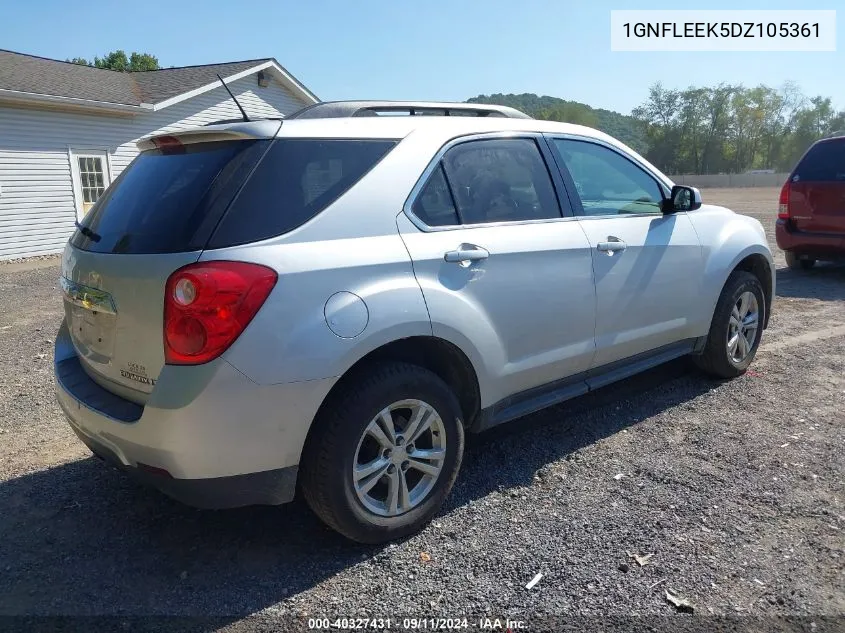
553;139;664;216
439;138;561;224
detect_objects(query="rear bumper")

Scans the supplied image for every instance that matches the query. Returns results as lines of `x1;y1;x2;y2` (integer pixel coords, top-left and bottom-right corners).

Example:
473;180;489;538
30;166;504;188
775;219;845;259
69;421;298;508
54;320;336;508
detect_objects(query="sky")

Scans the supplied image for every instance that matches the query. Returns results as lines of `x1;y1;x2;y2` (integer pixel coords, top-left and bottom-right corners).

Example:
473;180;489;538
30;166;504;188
1;0;842;115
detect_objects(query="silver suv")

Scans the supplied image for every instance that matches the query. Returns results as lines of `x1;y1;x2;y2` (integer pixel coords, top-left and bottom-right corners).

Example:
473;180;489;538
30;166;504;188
55;101;774;543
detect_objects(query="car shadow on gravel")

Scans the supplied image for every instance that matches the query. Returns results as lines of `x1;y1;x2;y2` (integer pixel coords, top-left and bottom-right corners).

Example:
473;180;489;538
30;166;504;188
0;454;368;616
448;358;715;511
775;262;845;300
0;359;716;617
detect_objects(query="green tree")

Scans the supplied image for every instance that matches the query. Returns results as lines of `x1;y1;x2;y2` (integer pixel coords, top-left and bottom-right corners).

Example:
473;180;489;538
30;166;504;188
677;87;708;173
698;84;735;174
758;83;795;170
94;50;130;71
633;81;843;174
631;83;682;172
727;87;767;173
781;96;840;170
66;50;160;71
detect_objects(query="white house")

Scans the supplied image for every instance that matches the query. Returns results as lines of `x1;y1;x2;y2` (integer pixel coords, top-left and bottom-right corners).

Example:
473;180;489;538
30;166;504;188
0;50;319;260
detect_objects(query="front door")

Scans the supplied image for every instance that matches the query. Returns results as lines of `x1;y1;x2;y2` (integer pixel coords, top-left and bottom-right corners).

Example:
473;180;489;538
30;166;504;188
398;136;597;404
547;136;703;368
71;151;111;220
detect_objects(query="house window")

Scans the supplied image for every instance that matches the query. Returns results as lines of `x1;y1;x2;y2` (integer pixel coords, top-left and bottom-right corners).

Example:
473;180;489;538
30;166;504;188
71;152;112;220
77;156;106;214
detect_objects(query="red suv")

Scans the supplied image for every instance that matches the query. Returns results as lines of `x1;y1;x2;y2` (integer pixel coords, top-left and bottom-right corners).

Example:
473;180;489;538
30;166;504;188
776;135;845;270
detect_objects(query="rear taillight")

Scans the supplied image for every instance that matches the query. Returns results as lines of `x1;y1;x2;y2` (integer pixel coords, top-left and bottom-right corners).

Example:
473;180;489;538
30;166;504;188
164;261;277;365
778;181;791;220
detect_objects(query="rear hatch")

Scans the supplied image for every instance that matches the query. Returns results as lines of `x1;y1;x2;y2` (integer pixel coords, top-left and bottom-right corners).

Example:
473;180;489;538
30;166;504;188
63;121;399;403
62;122;278;403
789;137;845;234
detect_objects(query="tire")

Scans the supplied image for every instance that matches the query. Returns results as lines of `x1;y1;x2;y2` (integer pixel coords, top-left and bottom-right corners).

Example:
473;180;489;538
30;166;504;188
693;271;765;379
300;362;465;544
785;251;816;270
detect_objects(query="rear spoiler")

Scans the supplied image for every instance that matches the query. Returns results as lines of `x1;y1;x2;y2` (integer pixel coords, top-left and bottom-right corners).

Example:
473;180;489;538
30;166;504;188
137;119;282;151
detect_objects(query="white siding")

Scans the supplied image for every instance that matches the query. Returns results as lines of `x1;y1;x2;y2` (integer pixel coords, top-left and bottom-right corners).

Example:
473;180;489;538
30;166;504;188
0;75;308;259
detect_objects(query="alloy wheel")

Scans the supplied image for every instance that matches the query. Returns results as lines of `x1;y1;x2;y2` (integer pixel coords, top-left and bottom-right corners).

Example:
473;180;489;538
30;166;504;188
727;291;759;363
352;399;446;517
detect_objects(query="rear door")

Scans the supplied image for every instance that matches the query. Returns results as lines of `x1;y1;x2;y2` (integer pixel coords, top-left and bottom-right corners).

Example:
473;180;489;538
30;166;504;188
547;136;703;368
398;135;597;401
62;135;272;402
789;139;845;235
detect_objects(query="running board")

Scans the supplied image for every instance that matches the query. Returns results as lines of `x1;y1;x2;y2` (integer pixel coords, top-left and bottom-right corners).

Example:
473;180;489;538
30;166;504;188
473;337;703;432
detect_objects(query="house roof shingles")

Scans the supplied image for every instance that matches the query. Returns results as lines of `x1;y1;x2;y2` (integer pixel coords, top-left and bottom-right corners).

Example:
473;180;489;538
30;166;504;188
0;50;275;107
131;59;272;103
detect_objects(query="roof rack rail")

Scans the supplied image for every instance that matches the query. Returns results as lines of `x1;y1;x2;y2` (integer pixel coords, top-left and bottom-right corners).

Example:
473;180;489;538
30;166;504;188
286;100;532;120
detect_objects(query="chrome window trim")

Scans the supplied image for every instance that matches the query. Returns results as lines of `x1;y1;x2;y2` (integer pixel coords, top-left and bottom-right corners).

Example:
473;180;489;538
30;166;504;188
574;211;687;221
402;131;574;233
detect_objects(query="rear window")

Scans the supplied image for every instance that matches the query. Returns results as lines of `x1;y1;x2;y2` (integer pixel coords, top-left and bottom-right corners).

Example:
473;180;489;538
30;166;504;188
71;137;397;254
71;140;270;254
794;139;845;182
207;138;397;248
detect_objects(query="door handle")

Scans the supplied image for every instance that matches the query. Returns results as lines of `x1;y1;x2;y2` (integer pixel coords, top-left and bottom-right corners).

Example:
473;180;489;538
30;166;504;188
596;237;627;255
444;245;489;265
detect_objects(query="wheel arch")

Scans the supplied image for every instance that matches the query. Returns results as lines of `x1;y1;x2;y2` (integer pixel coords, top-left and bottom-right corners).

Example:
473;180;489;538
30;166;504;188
708;244;774;330
689;209;775;332
701;239;774;333
731;251;773;328
312;335;483;437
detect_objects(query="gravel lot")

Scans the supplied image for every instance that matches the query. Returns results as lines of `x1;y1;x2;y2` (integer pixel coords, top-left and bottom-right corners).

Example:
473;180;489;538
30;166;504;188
0;188;842;629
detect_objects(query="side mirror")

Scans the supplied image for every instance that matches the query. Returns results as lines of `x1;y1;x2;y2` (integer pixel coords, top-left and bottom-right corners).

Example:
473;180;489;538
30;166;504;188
664;185;702;213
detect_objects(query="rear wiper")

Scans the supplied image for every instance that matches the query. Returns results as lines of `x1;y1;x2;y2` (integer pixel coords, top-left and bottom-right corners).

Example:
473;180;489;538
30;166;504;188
75;221;101;243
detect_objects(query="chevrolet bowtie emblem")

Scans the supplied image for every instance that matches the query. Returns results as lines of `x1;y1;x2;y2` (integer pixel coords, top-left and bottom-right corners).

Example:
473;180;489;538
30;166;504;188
60;278;116;315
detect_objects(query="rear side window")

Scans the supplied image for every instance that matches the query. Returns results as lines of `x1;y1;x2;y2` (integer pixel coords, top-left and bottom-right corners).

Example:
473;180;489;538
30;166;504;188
71;140;269;254
208;139;397;248
794;140;845;182
412;165;460;226
441;138;561;224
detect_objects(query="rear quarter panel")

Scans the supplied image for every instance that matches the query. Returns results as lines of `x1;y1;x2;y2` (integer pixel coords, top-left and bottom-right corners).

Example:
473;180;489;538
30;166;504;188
208;234;432;385
203;129;449;385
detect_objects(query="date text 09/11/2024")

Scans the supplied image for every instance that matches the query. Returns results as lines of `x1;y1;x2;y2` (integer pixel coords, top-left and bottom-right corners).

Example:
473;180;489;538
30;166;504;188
307;618;527;630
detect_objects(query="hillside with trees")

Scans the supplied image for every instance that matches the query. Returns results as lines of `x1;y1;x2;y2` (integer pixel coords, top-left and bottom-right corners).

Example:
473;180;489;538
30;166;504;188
469;85;844;174
467;93;647;154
